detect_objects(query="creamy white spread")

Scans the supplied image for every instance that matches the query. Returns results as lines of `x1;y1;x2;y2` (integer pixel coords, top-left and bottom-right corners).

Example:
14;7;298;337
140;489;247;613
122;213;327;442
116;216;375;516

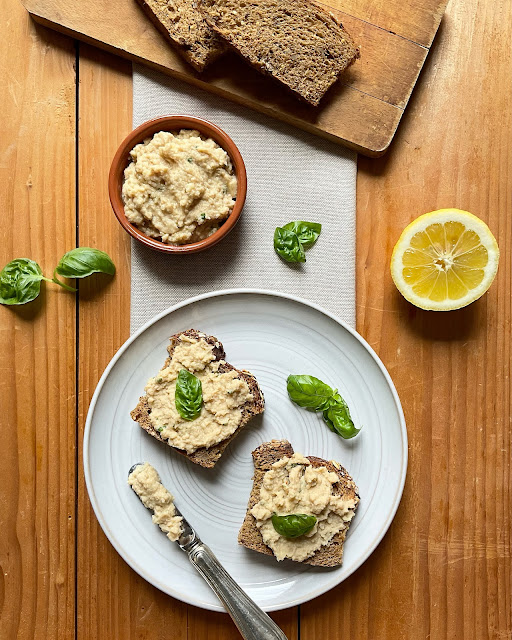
122;129;237;245
128;463;183;541
145;335;253;453
250;453;356;562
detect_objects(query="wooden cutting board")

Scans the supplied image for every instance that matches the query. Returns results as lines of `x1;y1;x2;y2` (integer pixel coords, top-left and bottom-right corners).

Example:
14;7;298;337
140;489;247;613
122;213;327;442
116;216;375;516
21;0;448;156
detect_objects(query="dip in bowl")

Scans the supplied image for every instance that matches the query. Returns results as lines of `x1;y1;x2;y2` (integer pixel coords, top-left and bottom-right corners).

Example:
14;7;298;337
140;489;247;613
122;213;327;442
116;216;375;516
109;116;247;254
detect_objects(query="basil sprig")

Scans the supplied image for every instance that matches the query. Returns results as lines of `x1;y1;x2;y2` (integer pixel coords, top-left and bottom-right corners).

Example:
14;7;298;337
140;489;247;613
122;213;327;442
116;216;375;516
282;221;322;248
55;247;115;279
0;258;48;305
286;375;334;411
274;221;321;263
175;369;203;421
0;248;116;306
287;374;361;439
323;394;360;440
271;513;317;538
274;228;305;263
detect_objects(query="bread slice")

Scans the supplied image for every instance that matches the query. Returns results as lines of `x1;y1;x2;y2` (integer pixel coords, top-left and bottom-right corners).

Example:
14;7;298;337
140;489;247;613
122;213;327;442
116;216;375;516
238;440;359;566
136;0;225;71
131;329;265;468
198;0;360;106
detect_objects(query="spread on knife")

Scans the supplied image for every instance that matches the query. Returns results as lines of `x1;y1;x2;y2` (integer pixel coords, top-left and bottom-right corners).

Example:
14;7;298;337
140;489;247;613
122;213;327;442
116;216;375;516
128;462;183;541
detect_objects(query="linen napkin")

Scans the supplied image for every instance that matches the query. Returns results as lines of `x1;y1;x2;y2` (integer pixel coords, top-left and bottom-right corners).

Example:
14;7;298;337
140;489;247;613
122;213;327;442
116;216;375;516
131;65;356;333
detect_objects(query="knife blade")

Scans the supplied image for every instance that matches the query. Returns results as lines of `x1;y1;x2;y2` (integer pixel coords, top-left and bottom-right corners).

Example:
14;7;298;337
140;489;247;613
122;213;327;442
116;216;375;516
128;462;288;640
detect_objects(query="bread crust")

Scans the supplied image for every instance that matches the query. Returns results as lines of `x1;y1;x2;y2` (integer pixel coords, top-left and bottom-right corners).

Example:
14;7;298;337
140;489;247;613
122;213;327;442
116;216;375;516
136;0;225;71
199;0;360;106
238;440;359;566
130;329;265;468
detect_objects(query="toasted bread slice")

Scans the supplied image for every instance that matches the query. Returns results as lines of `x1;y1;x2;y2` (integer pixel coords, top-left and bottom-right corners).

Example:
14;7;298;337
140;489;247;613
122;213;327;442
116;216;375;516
199;0;360;106
238;440;359;566
131;329;264;468
136;0;225;72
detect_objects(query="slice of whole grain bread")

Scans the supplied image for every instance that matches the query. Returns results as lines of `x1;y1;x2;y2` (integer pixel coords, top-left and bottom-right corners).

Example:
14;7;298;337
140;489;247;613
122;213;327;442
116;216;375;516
238;439;359;566
198;0;360;106
130;329;264;468
136;0;225;71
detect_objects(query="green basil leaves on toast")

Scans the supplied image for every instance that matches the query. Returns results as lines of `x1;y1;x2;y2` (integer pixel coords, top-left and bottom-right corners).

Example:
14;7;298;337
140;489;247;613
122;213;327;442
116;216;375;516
271;513;317;538
175;369;203;421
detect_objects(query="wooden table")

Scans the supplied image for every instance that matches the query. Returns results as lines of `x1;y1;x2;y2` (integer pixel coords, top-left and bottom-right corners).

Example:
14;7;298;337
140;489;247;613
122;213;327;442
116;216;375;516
1;0;510;637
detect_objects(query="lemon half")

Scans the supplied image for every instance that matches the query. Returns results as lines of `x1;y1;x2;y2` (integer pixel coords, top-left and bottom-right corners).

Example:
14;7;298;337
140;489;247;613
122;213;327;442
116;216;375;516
391;209;499;311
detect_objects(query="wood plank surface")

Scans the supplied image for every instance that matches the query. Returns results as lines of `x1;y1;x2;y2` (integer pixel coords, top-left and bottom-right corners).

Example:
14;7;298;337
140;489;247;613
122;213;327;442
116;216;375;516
328;0;448;46
75;45;138;639
1;0;511;638
301;0;512;638
20;0;447;156
0;0;77;638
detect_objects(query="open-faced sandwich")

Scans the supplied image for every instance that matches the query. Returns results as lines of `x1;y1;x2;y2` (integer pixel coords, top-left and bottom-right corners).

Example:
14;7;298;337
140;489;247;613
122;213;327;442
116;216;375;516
131;329;265;468
238;440;359;566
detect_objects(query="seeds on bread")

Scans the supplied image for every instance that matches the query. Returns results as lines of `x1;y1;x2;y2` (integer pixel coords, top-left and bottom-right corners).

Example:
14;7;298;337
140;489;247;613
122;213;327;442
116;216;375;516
130;329;265;468
199;0;360;106
238;440;359;566
136;0;225;71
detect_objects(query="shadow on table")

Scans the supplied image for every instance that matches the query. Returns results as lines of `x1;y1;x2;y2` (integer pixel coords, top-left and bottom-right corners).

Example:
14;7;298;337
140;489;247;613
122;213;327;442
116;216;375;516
5;286;46;320
131;214;245;288
393;288;481;342
78;271;118;301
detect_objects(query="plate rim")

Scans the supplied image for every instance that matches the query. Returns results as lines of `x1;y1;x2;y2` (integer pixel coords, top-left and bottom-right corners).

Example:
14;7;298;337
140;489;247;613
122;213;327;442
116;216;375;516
84;288;408;612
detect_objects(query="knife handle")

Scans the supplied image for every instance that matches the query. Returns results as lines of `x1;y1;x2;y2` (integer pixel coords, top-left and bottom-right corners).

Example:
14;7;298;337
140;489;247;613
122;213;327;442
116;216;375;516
187;542;288;640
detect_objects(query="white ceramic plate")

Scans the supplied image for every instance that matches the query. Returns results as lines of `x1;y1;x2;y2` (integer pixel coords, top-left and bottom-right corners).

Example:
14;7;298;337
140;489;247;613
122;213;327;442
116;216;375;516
84;290;407;612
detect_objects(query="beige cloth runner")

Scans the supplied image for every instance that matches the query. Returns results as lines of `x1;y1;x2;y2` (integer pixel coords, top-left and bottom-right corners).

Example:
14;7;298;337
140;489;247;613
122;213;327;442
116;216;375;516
131;65;357;332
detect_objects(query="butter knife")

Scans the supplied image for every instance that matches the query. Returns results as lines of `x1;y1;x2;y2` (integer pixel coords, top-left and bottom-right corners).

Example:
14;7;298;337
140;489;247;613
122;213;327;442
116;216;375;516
128;463;288;640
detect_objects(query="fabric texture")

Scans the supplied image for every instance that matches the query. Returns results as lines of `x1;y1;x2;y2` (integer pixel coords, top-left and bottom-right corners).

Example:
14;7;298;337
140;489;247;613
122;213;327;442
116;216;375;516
131;65;356;333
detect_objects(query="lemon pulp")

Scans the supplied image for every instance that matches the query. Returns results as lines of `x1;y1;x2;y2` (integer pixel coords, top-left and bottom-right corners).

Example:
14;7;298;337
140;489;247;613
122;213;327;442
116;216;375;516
391;209;499;311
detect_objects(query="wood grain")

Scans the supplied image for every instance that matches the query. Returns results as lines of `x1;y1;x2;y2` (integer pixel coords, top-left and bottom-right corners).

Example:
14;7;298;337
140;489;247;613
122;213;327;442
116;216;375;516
20;0;447;155
75;45;139;639
327;0;448;46
2;0;511;638
301;0;512;638
0;0;77;638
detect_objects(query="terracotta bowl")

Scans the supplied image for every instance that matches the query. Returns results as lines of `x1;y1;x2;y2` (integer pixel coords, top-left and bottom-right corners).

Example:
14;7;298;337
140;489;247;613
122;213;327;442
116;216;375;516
108;115;247;254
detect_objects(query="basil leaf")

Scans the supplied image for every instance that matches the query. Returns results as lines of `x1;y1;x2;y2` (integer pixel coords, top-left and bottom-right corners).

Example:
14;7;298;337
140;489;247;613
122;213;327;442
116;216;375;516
55;247;115;279
282;221;321;248
323;401;361;440
175;369;203;421
271;513;317;538
287;375;334;411
0;258;45;305
274;228;306;263
326;392;347;410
